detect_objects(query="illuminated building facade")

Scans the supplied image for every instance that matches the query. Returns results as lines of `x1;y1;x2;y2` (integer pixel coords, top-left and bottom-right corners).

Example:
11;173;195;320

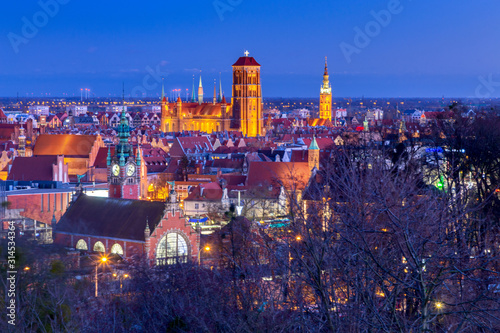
160;52;264;136
319;57;332;121
232;51;264;137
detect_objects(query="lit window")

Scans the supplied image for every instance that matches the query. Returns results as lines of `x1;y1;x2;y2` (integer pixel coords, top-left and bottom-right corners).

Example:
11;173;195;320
76;239;88;250
110;243;123;255
93;241;105;252
156;232;189;265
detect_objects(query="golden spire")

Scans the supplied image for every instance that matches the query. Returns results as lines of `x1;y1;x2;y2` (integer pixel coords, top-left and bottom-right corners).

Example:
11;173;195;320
321;56;331;94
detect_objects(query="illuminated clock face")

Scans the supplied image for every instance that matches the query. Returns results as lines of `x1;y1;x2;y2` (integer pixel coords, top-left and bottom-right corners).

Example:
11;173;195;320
126;164;136;176
112;164;120;176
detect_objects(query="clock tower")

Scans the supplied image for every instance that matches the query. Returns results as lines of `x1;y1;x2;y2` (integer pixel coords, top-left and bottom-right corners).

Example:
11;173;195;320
108;105;141;199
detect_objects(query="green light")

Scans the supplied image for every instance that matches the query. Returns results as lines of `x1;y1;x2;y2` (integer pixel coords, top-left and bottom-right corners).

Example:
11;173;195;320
436;176;444;190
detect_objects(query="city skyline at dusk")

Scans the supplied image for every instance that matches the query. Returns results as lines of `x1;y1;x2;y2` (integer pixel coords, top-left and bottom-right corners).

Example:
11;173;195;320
1;0;500;98
1;1;500;331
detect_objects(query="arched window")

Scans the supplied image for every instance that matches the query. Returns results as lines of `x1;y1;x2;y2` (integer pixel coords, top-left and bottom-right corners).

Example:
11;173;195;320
156;232;189;265
110;243;123;255
76;239;88;250
93;241;105;252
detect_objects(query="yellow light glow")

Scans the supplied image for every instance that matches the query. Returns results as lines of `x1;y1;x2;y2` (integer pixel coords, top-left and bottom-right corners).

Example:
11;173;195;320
204;246;211;252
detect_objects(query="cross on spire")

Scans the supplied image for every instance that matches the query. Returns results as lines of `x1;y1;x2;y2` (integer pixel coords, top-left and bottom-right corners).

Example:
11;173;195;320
244;50;250;57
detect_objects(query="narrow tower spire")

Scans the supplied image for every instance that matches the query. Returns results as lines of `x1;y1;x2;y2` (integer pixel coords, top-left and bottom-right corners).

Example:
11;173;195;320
121;82;126;118
213;79;216;104
218;72;223;103
322;56;329;88
191;75;196;103
198;73;204;104
161;77;165;100
117;82;131;162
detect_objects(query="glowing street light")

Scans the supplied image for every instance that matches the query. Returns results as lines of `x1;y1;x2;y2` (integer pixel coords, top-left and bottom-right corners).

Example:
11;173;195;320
198;245;211;265
95;255;108;297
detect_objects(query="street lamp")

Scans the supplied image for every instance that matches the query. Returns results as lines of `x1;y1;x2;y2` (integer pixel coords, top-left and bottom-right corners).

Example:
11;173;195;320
120;274;129;292
112;272;129;293
198;245;210;265
95;255;108;297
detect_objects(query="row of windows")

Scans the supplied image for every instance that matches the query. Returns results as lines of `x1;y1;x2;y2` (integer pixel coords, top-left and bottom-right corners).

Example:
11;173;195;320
76;232;190;267
75;239;124;255
113;188;134;195
41;193;70;213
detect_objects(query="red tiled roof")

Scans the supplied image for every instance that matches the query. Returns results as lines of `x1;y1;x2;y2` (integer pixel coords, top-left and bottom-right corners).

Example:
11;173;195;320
308;118;333;127
246;161;311;192
290;150;308;163
164;102;230;117
7;156;57;181
232;57;261;67
206;158;243;170
185;182;223;201
302;137;335;150
176;136;213;154
221;174;247;186
33;134;98;157
162;157;179;174
213;146;240;154
0;124;17;140
94;147;114;168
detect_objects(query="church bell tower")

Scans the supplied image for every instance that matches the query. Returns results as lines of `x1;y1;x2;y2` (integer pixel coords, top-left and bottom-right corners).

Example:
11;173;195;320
232;51;263;137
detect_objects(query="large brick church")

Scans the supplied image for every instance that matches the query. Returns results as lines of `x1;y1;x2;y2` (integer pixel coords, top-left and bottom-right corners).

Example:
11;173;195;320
160;51;264;137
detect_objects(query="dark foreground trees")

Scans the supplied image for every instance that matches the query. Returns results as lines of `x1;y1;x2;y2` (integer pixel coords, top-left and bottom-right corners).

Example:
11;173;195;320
285;145;500;332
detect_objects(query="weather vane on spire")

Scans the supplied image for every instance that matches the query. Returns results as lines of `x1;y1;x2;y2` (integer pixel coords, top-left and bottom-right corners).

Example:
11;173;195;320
244;50;250;57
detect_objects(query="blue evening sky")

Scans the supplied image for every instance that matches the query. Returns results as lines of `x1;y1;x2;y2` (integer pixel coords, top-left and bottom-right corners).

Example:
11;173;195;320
0;0;499;98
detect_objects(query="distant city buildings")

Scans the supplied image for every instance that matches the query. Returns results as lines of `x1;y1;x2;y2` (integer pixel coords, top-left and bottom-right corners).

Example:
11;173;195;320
106;105;128;113
28;105;50;116
141;105;161;113
335;108;347;118
366;108;384;121
66;105;87;116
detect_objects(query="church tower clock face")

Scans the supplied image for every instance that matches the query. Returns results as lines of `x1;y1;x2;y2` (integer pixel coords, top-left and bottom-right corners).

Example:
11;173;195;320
126;164;136;176
112;164;120;176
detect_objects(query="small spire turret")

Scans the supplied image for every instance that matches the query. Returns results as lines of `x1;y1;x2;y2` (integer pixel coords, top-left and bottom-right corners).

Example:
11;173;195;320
191;75;196;103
